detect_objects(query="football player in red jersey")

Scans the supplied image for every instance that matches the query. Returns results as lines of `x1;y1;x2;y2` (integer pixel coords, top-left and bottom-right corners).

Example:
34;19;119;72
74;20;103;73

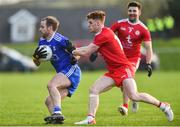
110;1;153;115
73;10;173;125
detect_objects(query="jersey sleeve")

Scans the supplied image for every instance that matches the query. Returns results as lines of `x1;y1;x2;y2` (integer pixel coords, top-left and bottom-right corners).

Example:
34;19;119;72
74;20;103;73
58;37;69;48
143;29;151;42
57;38;76;54
93;33;107;47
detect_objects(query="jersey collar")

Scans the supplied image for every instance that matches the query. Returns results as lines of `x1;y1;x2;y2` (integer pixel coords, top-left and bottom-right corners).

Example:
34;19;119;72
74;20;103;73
47;32;56;42
95;26;104;36
127;18;140;25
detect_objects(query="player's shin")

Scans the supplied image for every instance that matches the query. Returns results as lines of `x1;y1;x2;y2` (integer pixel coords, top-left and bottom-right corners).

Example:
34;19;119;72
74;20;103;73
45;96;54;114
74;94;97;125
122;89;129;108
89;94;99;117
47;85;62;111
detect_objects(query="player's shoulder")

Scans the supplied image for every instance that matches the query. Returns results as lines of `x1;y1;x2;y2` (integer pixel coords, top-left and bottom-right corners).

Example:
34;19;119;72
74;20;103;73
95;27;108;39
99;27;114;39
53;32;68;42
99;27;112;35
138;21;149;30
103;27;111;31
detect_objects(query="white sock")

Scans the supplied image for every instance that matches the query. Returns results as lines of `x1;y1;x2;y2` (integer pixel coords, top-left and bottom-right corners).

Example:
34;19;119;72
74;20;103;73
53;106;62;114
87;115;94;121
54;110;62;114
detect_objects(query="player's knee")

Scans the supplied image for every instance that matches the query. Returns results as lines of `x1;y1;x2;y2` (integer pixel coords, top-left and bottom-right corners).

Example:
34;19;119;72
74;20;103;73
128;93;139;101
89;86;99;95
47;81;55;90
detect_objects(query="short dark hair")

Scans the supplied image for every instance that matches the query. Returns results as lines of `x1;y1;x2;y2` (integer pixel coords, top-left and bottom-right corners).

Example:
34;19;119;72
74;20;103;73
128;1;142;10
41;16;59;31
86;10;106;23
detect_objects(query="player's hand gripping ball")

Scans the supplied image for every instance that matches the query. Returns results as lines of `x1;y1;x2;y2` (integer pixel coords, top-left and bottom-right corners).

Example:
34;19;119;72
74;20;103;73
33;45;53;61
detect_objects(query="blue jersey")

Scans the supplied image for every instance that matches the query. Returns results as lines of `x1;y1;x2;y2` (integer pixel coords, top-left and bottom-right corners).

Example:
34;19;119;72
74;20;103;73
38;32;81;97
38;32;77;73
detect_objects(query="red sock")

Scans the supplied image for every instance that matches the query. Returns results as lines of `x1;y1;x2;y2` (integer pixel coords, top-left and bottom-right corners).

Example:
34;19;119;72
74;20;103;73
123;103;128;108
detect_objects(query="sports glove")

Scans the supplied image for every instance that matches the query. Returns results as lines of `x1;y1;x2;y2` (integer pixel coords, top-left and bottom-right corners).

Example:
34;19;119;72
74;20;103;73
70;56;77;65
146;63;152;77
89;52;98;62
33;47;48;60
65;40;76;54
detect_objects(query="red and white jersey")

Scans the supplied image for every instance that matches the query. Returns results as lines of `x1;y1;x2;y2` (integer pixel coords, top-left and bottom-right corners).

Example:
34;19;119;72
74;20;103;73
93;27;131;71
111;18;151;59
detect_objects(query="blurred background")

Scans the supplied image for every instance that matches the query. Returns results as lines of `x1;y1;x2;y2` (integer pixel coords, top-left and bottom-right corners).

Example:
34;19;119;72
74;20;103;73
0;0;180;72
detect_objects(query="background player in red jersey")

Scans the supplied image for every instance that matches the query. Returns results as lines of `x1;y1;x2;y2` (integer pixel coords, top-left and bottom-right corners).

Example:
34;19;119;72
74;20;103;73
73;10;173;125
110;1;153;115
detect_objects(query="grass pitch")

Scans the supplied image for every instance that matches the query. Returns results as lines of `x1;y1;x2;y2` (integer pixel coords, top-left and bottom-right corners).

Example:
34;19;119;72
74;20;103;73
0;71;180;126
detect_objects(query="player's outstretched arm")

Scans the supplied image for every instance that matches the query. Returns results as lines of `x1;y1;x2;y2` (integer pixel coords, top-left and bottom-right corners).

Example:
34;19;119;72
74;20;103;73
73;43;99;56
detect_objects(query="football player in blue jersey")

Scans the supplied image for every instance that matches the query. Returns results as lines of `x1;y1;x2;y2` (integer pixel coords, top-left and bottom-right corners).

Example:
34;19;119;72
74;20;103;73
32;16;81;124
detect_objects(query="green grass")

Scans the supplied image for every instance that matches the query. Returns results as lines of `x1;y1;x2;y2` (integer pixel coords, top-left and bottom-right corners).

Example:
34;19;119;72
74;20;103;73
152;38;180;48
151;38;180;70
0;71;180;126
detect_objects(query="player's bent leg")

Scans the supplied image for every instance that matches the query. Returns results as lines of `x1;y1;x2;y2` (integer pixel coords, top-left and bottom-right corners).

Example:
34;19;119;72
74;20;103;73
58;88;69;99
75;76;115;125
47;73;71;107
122;78;160;105
89;76;115;116
44;89;70;124
46;73;71;124
123;78;174;121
